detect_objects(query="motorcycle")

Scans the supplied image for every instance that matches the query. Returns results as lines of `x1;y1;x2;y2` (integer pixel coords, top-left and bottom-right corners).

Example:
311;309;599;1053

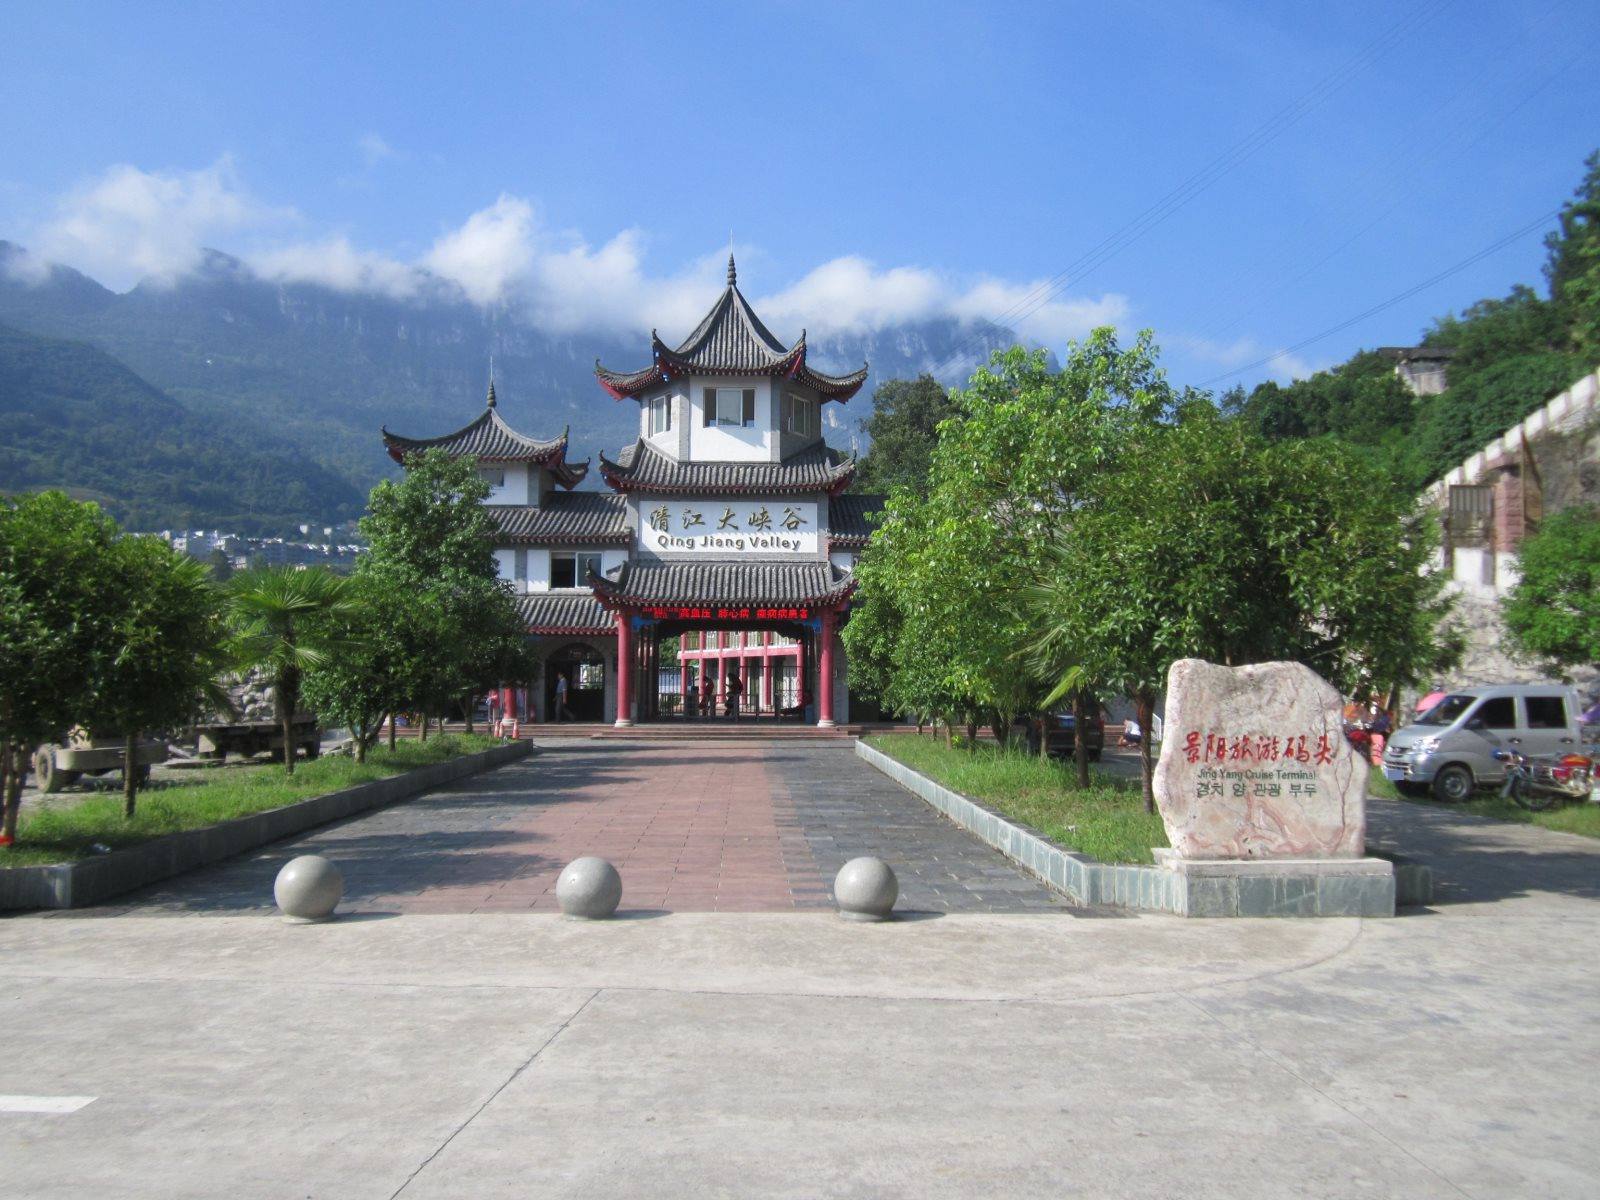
1492;747;1597;811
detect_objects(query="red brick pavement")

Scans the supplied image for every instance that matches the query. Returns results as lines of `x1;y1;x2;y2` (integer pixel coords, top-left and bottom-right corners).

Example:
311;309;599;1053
366;744;831;915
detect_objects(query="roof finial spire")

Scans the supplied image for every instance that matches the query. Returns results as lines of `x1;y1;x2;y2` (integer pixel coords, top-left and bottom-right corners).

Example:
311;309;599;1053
727;247;736;287
486;354;497;408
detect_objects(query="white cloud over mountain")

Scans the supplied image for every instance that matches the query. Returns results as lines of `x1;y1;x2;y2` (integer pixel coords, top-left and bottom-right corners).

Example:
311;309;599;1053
18;158;1129;347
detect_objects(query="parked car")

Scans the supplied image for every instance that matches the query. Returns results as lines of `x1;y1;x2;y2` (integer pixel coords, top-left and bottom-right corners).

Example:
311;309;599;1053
1021;711;1105;761
1382;684;1586;802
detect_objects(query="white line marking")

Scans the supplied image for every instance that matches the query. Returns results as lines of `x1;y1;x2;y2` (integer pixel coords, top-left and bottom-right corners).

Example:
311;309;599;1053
0;1095;96;1114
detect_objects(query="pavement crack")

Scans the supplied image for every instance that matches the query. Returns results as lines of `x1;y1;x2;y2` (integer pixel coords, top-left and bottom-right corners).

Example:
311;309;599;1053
387;987;601;1199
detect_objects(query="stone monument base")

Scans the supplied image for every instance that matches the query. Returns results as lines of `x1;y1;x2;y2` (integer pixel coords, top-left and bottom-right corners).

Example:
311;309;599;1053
1152;850;1395;918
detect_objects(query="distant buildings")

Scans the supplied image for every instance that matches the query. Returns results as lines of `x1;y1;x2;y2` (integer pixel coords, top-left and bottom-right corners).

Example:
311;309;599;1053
1379;346;1456;396
154;528;363;572
1425;367;1600;691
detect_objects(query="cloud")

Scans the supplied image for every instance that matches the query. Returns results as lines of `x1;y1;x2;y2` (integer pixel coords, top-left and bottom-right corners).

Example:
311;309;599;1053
357;133;398;168
757;255;1129;346
30;158;293;288
16;160;1128;349
252;235;422;297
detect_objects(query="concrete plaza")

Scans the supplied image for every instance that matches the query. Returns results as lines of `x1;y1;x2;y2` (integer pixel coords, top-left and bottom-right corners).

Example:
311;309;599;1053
1;740;1597;1197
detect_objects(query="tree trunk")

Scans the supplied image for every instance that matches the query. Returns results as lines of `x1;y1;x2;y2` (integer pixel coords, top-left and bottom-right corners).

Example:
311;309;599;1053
354;717;369;764
123;730;140;818
388;714;398;752
964;717;977;753
1038;716;1049;761
942;718;953;749
0;740;17;844
1138;689;1157;814
1072;690;1090;789
991;711;1009;750
463;695;474;735
6;741;30;841
419;710;429;743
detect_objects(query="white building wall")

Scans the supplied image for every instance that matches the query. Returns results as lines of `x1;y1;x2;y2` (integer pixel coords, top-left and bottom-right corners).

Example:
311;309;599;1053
688;377;774;461
493;548;516;584
525;548;553;591
481;464;530;506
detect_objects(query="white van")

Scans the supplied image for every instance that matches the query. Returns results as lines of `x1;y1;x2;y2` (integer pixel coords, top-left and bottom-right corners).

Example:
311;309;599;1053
1382;684;1585;802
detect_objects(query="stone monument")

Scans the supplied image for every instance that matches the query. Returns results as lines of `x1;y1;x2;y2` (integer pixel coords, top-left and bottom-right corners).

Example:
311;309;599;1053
1151;659;1394;917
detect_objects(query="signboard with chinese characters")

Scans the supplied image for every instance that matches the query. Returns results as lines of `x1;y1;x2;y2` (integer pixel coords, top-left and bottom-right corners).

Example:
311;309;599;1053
1152;658;1368;860
639;497;819;556
640;606;811;623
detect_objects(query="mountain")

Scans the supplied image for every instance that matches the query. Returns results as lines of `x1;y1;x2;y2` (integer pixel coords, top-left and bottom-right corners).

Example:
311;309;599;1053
0;241;1021;521
0;321;363;532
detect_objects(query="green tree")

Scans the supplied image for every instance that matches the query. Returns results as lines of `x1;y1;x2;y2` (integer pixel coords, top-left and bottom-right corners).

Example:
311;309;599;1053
227;567;359;775
356;449;526;738
1544;150;1600;356
93;537;229;815
1501;505;1600;674
299;573;398;763
845;331;1178;773
1020;405;1452;809
0;493;122;843
852;375;958;494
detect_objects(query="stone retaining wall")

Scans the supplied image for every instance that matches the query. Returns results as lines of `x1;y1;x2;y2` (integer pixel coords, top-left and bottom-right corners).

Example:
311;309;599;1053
0;741;533;911
856;740;1419;916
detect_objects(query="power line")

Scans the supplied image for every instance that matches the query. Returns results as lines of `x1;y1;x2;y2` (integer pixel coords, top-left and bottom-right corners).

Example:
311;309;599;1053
1195;208;1560;387
1194;27;1586;346
928;0;1453;378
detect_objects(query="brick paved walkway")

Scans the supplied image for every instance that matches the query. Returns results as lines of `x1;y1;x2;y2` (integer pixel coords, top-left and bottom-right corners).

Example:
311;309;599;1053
73;741;1069;916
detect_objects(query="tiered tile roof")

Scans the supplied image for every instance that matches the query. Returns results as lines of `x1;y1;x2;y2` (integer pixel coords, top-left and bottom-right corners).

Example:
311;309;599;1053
826;493;886;549
486;493;630;546
381;383;588;487
598;439;856;496
594;256;868;401
516;591;613;636
590;560;856;609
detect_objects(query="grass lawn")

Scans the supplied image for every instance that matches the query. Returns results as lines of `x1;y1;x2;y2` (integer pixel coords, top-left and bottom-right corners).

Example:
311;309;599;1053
1367;767;1600;839
1;734;501;869
864;734;1168;864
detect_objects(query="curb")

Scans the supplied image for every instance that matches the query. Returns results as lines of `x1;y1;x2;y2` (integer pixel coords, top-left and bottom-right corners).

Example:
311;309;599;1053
0;741;533;911
856;740;1409;917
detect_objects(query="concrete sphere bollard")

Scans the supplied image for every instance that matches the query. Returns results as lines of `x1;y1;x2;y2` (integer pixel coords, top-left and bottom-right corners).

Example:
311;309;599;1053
556;856;623;919
834;856;898;921
274;855;344;923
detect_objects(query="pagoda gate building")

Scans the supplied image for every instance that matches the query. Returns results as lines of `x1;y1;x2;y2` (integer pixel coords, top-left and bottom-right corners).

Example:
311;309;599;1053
381;256;883;727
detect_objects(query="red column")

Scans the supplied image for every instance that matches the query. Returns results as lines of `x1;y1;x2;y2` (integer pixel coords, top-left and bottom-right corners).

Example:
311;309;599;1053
614;613;633;727
817;611;836;727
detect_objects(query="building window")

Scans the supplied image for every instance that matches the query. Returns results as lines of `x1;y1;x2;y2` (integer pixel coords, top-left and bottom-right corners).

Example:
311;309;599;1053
649;394;673;435
479;467;506;488
703;387;756;427
551;551;602;588
783;393;816;437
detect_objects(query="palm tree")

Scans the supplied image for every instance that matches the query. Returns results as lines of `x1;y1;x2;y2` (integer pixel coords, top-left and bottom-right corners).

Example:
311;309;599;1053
227;567;359;775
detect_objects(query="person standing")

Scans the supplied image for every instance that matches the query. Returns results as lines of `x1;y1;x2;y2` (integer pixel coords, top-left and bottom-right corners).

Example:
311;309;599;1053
687;680;701;721
725;671;744;721
554;672;574;722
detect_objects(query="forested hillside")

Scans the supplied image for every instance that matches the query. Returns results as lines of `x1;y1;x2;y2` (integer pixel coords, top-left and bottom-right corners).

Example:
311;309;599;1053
0;241;1019;523
0;323;363;532
1226;151;1599;491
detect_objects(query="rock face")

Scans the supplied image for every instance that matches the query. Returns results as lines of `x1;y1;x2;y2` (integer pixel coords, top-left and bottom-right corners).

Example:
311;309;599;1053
1153;659;1367;860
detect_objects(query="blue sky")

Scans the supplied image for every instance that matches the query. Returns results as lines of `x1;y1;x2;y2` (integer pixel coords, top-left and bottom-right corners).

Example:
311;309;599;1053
2;0;1596;391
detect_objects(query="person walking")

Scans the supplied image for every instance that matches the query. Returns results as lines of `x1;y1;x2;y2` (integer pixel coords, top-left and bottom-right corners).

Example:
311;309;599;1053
724;671;744;721
554;672;574;723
